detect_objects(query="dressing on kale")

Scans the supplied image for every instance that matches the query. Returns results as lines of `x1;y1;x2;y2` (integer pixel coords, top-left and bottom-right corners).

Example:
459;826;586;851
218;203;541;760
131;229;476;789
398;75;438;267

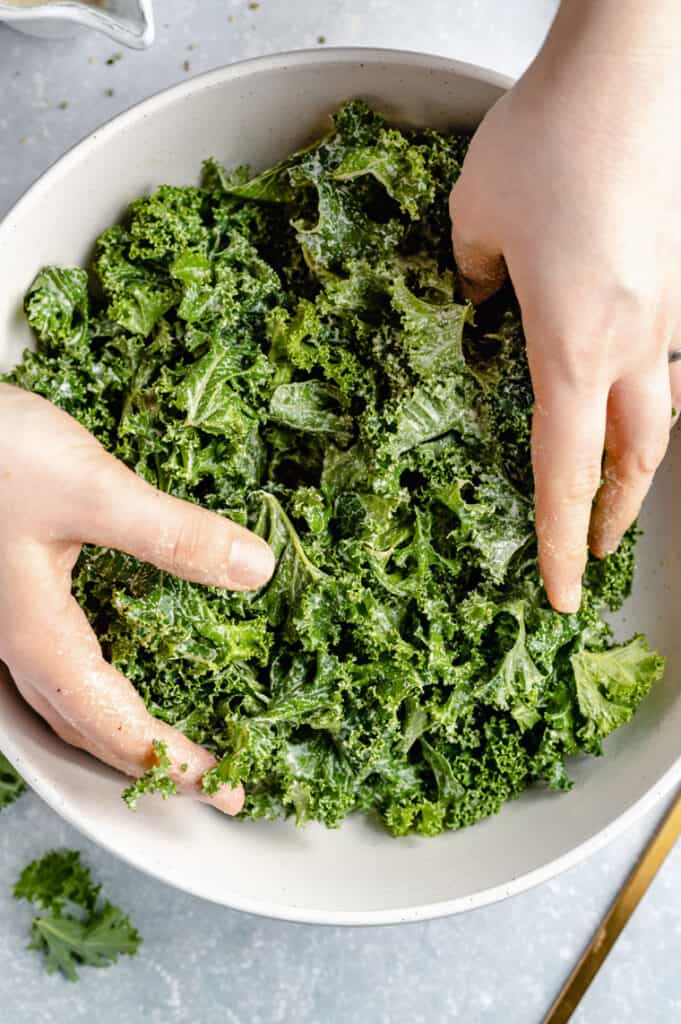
3;100;664;836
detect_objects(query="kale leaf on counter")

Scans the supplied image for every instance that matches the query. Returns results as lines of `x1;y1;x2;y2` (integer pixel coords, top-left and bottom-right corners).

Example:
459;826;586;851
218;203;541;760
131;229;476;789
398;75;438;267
14;850;141;980
3;101;664;836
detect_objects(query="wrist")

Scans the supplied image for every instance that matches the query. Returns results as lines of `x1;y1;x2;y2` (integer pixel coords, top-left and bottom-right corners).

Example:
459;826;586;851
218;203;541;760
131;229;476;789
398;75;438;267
544;0;681;66
513;0;681;139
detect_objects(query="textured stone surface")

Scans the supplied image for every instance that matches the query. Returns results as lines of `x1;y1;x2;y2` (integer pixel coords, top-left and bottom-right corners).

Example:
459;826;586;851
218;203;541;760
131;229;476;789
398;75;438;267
1;3;680;1021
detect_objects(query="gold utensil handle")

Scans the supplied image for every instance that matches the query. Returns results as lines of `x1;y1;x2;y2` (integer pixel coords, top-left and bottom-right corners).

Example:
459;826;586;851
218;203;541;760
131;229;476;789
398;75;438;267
543;786;681;1024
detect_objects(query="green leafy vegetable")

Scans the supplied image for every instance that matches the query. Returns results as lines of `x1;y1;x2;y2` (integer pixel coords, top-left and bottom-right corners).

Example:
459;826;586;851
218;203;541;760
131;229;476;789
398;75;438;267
0;751;26;810
571;636;664;750
332;127;435;218
14;850;141;980
24;267;89;351
3;100;664;837
14;849;99;912
122;739;178;810
269;381;354;446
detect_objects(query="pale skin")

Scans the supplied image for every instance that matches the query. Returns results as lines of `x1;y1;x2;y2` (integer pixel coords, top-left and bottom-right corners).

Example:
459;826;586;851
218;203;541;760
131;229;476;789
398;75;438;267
0;383;275;814
450;0;681;612
3;0;681;810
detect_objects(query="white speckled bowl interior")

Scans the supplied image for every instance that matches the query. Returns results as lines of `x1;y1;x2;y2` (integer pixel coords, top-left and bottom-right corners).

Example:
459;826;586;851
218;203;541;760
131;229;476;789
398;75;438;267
0;50;679;925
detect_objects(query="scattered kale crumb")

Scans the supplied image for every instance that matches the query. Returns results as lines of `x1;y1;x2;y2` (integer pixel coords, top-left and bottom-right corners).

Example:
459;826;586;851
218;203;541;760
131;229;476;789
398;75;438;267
317;34;326;44
248;1;259;8
0;752;26;810
57;101;69;111
106;52;122;66
3;100;664;838
14;850;141;981
105;88;115;98
183;60;191;73
122;740;177;811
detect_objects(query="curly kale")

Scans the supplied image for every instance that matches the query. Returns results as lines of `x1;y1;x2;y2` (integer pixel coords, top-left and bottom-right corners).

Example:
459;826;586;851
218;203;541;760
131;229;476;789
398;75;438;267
14;850;141;981
3;101;664;836
121;739;178;810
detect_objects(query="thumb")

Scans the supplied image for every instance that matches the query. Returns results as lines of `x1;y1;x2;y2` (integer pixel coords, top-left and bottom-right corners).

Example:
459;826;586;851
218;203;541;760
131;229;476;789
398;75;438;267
449;176;506;304
71;447;275;591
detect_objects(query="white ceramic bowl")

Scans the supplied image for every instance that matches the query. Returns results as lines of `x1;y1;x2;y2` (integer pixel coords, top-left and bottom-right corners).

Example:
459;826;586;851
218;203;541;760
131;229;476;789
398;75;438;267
1;49;680;925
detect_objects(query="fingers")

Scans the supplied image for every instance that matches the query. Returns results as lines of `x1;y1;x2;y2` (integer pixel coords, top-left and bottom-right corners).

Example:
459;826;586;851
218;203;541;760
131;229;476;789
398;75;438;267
0;543;244;815
531;375;608;613
70;448;274;592
590;366;671;558
12;671;165;781
449;178;507;304
1;387;273;592
12;674;97;754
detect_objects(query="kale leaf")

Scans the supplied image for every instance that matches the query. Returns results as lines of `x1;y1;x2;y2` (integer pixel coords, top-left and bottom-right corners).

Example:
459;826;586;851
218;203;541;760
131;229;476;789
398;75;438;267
2;100;664;837
122;739;178;810
14;850;141;980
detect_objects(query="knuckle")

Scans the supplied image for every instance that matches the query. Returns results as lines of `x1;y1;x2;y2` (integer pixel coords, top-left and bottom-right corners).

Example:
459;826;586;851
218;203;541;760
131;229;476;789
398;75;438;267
614;441;668;481
528;275;660;394
606;277;653;321
549;337;609;394
169;514;207;575
448;167;472;214
546;461;603;507
448;189;469;239
561;469;603;506
525;320;608;395
588;256;654;320
451;221;477;268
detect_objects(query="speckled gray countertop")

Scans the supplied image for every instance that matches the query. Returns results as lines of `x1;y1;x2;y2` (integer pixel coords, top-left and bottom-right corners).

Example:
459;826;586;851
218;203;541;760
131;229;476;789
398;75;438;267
1;3;680;1022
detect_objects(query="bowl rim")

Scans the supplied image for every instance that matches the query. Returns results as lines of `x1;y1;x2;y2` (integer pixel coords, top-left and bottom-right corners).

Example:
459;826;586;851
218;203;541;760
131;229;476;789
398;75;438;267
0;46;512;244
1;46;677;926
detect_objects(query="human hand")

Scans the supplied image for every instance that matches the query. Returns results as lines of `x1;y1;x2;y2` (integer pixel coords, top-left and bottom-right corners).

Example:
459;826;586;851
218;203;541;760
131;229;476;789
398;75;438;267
449;0;681;612
0;383;275;812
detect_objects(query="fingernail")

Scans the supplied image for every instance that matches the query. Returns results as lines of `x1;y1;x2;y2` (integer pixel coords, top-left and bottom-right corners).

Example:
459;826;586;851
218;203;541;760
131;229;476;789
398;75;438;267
202;782;245;816
226;536;276;589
